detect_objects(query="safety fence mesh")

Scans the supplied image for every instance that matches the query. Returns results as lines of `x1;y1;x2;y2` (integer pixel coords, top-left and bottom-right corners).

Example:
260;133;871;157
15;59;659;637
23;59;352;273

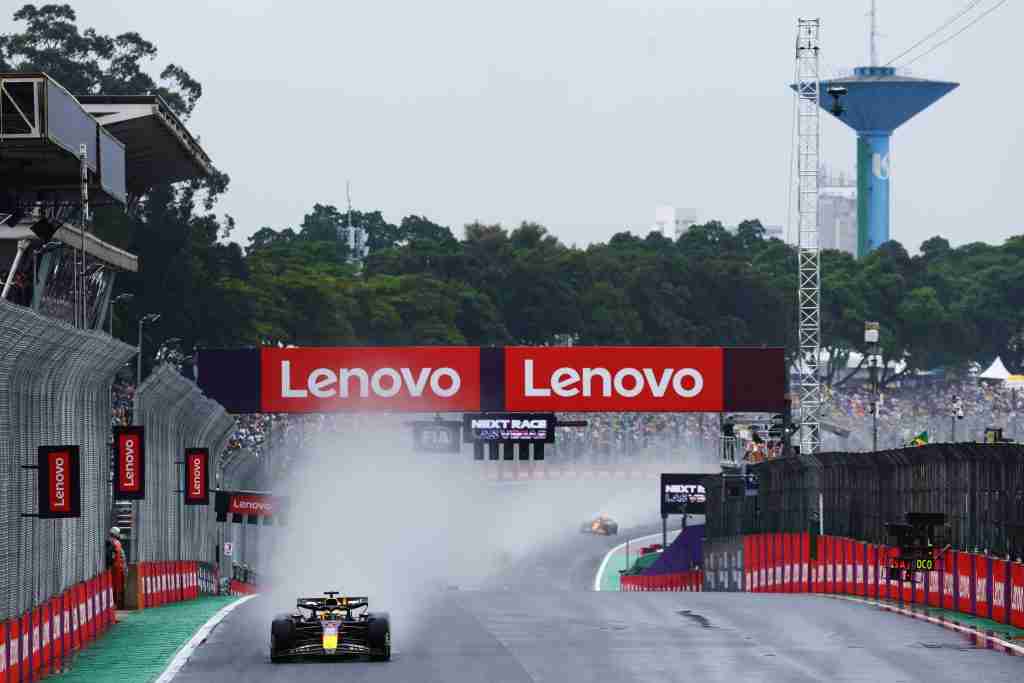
706;444;1024;559
132;364;234;567
0;299;135;621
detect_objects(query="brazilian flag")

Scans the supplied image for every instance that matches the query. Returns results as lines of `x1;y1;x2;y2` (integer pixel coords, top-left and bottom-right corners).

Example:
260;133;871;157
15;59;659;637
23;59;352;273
910;431;929;447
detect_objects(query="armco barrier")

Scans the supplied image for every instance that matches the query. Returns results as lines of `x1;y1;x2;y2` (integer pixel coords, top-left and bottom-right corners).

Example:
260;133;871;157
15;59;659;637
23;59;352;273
130;561;212;609
0;569;116;683
620;571;703;592
705;532;1024;631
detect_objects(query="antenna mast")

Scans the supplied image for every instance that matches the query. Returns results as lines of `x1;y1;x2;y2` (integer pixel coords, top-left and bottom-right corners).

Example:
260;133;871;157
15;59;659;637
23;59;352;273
869;0;879;66
345;180;355;254
795;18;822;455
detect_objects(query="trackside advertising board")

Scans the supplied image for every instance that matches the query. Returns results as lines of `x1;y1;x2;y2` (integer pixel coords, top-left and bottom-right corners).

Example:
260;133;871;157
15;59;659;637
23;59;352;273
184;448;209;505
113;426;145;500
661;474;708;516
463;413;556;443
197;346;785;414
412;421;462;453
37;446;81;518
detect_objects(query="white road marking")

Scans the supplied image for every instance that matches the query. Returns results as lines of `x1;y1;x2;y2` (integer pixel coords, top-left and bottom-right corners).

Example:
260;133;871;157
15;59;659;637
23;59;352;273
155;595;256;682
827;595;1024;656
593;530;680;592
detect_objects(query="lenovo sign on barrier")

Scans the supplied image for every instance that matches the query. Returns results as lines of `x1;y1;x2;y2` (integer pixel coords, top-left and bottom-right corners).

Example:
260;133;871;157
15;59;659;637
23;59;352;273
37;446;81;519
184;449;209;506
113;426;145;500
197;346;785;414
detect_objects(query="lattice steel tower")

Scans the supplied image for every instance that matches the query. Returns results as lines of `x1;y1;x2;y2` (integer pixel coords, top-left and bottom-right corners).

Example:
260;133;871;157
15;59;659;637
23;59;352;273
795;19;822;454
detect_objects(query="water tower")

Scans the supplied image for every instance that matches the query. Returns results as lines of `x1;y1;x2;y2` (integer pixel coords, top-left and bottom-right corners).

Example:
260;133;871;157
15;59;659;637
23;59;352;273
816;5;958;256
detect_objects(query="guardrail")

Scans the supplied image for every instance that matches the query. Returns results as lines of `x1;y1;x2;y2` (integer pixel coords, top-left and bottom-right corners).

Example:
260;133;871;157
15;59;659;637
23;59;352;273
621;571;703;592
699;531;1024;630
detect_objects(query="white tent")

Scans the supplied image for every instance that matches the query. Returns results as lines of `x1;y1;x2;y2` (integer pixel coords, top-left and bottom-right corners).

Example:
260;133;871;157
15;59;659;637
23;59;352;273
979;357;1011;381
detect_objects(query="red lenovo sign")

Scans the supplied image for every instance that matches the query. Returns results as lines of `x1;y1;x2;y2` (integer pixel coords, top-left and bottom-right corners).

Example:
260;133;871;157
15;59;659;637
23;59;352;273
198;346;785;413
505;347;724;411
228;493;276;517
38;446;81;519
260;346;481;413
184;448;209;505
113;426;145;499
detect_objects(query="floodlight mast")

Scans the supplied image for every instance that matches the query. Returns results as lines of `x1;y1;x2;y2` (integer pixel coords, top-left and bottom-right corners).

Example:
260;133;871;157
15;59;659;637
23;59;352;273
795;19;822;455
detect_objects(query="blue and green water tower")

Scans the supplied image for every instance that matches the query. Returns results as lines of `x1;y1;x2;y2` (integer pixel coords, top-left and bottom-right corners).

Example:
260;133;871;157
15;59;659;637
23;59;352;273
818;66;958;257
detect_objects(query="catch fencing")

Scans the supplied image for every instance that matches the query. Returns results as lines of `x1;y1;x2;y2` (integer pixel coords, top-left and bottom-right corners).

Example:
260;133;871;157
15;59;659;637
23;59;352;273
706;444;1024;560
133;364;234;567
0;299;134;621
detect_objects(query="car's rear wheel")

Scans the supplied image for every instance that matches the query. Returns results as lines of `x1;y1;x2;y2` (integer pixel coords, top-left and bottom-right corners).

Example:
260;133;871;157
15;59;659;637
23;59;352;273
270;614;294;663
367;612;391;661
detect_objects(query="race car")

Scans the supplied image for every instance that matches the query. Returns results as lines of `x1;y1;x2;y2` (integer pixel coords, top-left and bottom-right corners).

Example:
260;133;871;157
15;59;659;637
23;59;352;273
270;592;390;662
580;513;619;535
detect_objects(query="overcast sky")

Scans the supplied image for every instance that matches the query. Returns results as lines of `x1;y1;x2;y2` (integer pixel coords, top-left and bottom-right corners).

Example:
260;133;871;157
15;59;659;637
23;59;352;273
11;1;1021;250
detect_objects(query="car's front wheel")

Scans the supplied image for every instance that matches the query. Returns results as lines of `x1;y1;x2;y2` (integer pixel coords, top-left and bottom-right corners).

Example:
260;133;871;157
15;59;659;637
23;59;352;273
367;612;391;661
270;614;294;663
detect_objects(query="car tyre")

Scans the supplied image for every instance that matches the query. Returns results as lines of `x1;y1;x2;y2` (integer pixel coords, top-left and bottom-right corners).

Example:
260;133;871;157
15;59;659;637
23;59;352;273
270;614;294;663
367;612;391;661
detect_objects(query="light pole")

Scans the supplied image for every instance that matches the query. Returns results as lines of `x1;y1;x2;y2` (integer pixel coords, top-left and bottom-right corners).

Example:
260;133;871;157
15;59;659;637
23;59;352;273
137;313;161;388
865;322;880;451
109;293;134;336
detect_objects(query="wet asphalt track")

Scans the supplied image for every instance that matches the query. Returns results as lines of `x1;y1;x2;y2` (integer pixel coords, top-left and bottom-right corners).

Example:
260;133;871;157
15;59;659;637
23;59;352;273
173;524;1024;683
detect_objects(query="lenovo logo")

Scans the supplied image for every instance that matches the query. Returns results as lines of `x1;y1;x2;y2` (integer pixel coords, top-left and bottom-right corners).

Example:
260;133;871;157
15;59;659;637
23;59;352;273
522;359;703;399
51;454;68;512
280;361;461;399
185;449;208;505
233;499;271;513
504;347;724;411
229;494;275;516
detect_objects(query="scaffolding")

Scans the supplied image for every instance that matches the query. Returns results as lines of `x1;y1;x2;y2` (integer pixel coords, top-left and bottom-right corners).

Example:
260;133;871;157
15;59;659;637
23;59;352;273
795;19;822;454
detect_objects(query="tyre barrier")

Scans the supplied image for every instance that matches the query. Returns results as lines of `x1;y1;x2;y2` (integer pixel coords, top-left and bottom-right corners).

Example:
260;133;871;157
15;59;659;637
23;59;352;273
0;570;116;682
620;571;704;592
735;532;1024;629
134;561;213;609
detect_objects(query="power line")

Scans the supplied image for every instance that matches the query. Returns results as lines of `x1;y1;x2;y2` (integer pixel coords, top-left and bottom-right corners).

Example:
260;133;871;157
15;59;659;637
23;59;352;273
900;0;1011;68
884;0;987;67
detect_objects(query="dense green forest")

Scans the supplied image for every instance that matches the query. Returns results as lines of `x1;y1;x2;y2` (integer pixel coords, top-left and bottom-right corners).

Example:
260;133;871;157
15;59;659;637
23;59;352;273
4;5;1023;384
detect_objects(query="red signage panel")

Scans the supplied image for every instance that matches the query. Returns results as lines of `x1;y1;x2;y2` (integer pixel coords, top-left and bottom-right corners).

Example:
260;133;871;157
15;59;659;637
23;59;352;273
37;446;81;519
504;346;725;412
260;346;482;413
184;449;209;506
113;426;145;500
228;493;276;517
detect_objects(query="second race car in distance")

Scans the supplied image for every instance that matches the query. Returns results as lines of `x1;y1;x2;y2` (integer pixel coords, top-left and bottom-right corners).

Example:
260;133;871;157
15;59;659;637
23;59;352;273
580;513;619;535
270;592;390;662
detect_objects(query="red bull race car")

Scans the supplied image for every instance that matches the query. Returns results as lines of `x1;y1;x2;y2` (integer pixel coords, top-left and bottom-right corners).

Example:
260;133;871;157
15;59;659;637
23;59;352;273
580;513;619;535
270;592;390;662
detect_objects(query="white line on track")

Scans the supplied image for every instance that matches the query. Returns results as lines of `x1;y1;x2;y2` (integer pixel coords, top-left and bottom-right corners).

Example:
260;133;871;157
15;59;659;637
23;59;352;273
155;594;257;683
827;595;1024;656
593;531;680;592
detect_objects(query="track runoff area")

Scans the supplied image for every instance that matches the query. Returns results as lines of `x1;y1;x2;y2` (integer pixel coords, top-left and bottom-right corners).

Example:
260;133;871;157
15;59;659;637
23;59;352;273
169;345;1023;682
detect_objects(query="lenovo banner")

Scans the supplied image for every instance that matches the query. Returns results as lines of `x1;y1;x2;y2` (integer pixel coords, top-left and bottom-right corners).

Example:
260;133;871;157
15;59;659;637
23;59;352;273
463;413;556;443
38;446;81;519
113;426;145;500
183;449;209;506
197;346;785;413
228;493;276;517
661;473;708;516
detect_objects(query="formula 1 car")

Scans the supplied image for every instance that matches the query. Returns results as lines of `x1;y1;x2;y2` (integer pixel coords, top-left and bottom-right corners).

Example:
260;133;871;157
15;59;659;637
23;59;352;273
270;592;390;662
580;513;619;535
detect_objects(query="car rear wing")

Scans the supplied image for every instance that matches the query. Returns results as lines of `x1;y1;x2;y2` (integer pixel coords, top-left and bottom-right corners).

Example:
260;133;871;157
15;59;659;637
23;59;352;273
297;596;369;610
